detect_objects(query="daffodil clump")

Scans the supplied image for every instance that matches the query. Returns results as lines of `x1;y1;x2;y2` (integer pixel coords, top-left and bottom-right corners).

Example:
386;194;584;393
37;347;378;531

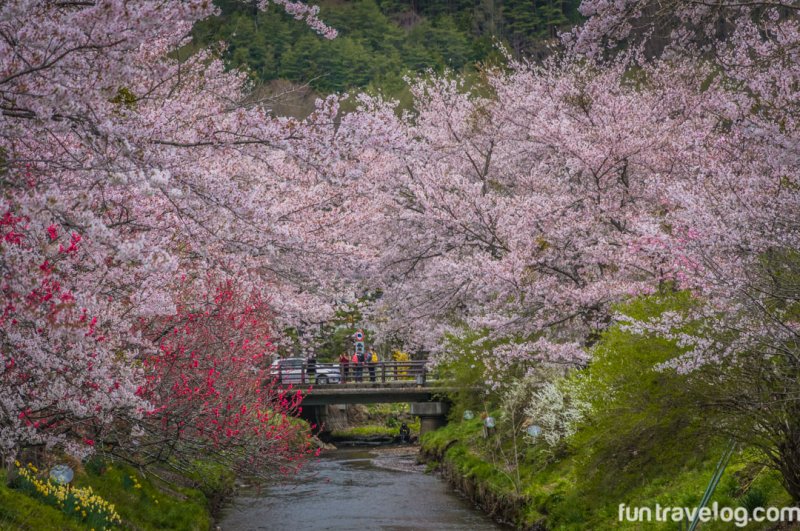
14;461;122;530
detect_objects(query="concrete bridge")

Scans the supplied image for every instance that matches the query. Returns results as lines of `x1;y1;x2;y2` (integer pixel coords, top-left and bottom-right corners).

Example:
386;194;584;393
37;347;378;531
301;381;454;435
272;361;454;435
300;381;457;406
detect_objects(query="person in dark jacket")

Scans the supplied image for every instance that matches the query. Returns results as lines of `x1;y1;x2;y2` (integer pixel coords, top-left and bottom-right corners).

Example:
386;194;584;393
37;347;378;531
306;352;316;383
399;422;410;443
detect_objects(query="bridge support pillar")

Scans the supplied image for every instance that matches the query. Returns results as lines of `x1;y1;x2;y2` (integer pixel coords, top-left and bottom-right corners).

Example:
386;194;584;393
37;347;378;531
410;402;449;436
300;404;328;433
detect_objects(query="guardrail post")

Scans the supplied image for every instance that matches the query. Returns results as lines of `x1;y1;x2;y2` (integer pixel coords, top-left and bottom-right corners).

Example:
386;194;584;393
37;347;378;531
416;364;426;386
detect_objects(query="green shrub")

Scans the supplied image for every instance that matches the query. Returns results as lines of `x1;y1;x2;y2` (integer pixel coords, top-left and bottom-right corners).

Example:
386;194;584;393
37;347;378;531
331;424;397;438
739;487;768;515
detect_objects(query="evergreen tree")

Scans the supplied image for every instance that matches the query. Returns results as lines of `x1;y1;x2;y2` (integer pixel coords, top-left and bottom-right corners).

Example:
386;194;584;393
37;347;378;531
192;0;581;97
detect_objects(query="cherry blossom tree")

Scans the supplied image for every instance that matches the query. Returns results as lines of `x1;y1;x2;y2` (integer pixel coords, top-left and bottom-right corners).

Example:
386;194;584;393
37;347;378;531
571;0;800;498
3;0;798;496
0;0;345;464
326;6;800;500
325;0;797;374
0;212;143;461
330;55;704;384
306;0;800;497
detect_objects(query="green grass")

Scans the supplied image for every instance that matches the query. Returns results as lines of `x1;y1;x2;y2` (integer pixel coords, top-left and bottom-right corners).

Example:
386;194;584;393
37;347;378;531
331;424;399;438
331;415;421;439
423;293;798;528
75;462;212;530
0;471;84;530
184;460;236;509
1;459;222;531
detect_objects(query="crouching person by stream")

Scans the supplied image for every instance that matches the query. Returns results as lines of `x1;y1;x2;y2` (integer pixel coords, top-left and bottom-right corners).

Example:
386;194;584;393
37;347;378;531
399;422;411;443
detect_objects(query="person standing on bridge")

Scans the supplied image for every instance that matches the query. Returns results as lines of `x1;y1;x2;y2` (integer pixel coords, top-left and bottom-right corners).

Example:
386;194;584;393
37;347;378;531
339;352;350;383
368;348;378;382
358;347;367;381
352;351;363;382
306;352;317;384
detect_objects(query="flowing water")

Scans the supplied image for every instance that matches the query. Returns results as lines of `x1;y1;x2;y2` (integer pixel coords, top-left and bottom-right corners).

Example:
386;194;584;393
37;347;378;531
219;446;504;530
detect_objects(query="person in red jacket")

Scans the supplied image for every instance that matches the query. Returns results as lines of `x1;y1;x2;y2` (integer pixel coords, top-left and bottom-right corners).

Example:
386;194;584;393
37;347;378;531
352;351;363;382
339;352;350;382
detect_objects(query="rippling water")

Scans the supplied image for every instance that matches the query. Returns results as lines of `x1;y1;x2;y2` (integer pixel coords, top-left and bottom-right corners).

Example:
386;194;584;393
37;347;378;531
219;447;503;530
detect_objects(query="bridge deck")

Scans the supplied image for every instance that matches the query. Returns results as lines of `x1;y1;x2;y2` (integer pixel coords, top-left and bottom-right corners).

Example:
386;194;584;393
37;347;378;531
295;381;459;405
271;360;459;405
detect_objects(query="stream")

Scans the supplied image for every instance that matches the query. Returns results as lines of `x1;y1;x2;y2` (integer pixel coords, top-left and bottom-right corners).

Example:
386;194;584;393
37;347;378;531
219;446;504;530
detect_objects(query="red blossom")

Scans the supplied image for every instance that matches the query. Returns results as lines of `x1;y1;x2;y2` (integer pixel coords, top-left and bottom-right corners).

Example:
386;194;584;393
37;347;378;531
134;279;311;475
46;224;58;240
39;260;52;275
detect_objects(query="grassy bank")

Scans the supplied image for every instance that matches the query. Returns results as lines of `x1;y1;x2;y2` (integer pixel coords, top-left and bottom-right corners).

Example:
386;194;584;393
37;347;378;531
331;424;399;438
331;417;420;439
328;402;421;440
421;418;793;529
1;458;234;530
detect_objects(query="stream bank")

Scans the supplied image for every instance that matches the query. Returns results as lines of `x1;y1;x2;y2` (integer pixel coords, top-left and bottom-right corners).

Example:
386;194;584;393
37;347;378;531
418;442;533;530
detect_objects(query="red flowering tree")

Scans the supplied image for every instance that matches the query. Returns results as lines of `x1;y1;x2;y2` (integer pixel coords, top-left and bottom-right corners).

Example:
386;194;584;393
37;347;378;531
110;279;316;477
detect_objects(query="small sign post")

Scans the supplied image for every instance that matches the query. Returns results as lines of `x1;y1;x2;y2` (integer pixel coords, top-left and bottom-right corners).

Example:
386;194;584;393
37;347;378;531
50;464;74;485
526;424;543;439
483;416;496;438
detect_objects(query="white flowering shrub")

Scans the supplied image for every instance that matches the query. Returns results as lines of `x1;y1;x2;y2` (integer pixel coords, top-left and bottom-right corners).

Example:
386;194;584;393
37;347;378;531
525;380;589;447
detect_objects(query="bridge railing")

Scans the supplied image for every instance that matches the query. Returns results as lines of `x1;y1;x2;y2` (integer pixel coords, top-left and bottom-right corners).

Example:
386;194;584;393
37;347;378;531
270;360;430;385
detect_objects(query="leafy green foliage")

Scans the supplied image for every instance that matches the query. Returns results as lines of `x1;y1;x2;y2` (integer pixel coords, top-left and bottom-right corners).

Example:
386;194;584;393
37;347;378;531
423;417;793;529
332;424;400;438
739;486;768;515
503;0;581;54
436;329;494;418
185;460;236;506
567;292;715;499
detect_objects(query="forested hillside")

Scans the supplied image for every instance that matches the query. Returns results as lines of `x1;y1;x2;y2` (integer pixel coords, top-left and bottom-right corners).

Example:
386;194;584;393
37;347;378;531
192;0;581;95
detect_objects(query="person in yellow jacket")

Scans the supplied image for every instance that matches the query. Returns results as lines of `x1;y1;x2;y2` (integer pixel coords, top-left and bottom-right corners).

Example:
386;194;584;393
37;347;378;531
368;349;378;382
